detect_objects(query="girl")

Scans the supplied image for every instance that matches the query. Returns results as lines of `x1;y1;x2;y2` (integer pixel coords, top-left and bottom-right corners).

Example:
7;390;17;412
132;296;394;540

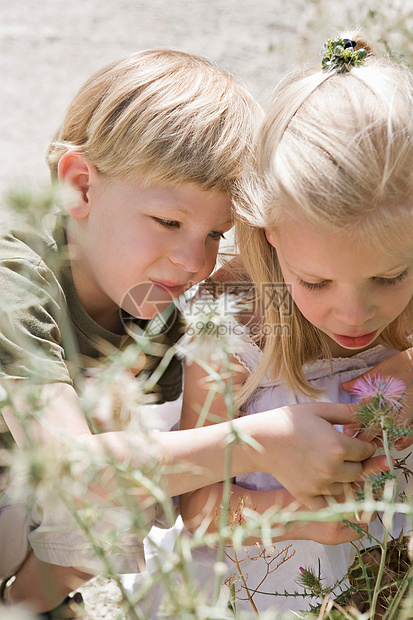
179;32;413;615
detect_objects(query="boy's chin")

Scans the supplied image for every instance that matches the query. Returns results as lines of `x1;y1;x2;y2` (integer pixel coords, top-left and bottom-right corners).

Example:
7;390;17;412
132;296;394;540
120;282;176;321
136;301;174;320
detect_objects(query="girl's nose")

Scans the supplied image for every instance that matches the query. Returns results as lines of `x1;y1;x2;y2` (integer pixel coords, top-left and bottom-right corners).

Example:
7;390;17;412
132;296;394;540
333;290;375;326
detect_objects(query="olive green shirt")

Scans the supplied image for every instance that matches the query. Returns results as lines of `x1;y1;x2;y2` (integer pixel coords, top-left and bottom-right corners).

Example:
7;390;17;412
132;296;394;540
0;213;183;407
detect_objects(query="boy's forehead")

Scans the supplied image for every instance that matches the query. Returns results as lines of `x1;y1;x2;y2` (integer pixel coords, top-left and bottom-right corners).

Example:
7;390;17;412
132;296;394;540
104;177;233;224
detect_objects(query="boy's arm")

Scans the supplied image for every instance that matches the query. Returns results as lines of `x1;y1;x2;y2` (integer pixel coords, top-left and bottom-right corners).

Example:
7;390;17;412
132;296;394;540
3;378;381;504
3;381;370;546
2;382;92;444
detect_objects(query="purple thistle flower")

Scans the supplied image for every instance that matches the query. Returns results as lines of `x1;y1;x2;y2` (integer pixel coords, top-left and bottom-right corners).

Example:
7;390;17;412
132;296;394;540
350;374;406;411
297;565;323;595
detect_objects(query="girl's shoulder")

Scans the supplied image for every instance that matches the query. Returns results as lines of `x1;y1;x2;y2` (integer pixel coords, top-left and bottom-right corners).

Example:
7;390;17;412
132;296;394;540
238;343;400;390
204;256;262;329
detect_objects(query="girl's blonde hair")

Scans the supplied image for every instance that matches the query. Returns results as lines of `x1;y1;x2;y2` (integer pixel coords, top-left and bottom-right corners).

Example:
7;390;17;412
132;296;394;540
236;31;413;403
46;49;262;203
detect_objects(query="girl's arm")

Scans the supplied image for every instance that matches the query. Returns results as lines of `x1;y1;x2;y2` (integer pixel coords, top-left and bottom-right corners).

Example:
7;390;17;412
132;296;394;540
342;347;413;449
179;357;373;543
181;477;368;546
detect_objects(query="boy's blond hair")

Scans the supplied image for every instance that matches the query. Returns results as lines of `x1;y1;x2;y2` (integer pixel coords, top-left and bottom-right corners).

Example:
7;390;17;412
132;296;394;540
47;49;262;202
236;31;413;402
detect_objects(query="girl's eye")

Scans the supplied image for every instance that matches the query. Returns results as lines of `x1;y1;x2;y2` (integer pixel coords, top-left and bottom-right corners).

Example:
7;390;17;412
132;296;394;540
374;269;409;286
298;279;330;291
154;217;180;229
209;231;226;241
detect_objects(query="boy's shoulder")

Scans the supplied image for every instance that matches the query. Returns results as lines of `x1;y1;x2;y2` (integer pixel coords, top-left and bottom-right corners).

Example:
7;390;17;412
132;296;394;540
0;213;73;385
0;212;65;267
0;213;68;304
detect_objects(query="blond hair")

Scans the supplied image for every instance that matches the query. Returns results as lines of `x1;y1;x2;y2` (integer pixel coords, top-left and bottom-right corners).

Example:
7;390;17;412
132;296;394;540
46;49;262;201
236;31;413;403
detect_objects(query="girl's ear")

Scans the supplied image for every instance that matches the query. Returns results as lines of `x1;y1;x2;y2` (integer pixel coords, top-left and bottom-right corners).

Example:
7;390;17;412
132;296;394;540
57;151;98;219
265;228;276;248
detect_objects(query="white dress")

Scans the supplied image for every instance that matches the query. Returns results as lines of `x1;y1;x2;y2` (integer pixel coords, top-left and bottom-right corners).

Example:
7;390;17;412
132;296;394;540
126;343;413;617
204;342;412;615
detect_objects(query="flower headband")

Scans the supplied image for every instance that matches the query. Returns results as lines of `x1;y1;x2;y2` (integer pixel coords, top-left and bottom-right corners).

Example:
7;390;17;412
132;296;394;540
322;37;367;72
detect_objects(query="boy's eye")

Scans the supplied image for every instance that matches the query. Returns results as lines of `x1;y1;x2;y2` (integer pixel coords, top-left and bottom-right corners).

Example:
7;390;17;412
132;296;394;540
209;231;226;241
373;269;409;286
298;279;329;291
154;217;180;229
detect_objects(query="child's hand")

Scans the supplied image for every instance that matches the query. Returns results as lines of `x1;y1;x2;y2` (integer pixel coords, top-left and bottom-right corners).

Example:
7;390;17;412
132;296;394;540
281;485;374;545
250;402;387;510
342;348;413;450
297;513;370;545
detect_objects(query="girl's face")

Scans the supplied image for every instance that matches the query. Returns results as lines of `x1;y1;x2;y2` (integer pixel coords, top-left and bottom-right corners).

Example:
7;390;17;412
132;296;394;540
266;215;413;357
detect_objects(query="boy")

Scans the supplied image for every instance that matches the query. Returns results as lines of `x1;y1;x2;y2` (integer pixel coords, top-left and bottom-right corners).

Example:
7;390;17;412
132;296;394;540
0;49;379;616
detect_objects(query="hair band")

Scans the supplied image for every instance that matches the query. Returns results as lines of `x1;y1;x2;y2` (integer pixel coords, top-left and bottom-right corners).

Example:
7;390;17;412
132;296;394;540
322;37;367;72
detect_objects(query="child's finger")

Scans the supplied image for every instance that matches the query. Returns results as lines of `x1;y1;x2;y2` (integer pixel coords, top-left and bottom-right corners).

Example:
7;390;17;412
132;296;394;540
359;453;391;478
336;520;369;543
341;374;366;392
317;402;360;425
342;423;359;436
395;435;413;450
339;432;376;464
342;423;381;442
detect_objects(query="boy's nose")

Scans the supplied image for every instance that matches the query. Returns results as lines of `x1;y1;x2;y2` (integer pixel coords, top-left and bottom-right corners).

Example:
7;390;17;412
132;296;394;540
169;242;207;274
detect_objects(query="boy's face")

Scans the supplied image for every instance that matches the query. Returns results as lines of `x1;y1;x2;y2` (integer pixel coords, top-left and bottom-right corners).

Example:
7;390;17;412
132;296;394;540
68;174;232;328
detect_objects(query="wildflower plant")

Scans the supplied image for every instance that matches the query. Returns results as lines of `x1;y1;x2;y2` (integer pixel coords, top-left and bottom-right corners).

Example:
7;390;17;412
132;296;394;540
351;374;411;448
289;374;413;619
2;181;413;620
180;289;249;361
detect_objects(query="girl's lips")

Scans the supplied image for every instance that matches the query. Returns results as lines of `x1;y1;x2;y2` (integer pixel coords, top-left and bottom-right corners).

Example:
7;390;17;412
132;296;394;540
333;331;377;348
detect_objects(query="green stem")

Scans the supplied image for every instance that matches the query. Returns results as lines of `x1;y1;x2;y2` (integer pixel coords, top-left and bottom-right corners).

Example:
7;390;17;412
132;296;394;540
370;420;396;618
384;564;413;620
212;354;236;605
63;493;145;620
382;422;396;479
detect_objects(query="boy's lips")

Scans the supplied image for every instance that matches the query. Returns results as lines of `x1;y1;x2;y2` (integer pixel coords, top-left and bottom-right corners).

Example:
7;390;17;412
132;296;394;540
332;330;377;348
150;280;187;296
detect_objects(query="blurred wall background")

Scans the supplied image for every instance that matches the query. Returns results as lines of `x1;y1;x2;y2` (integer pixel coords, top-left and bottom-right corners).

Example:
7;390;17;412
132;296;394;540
1;0;412;219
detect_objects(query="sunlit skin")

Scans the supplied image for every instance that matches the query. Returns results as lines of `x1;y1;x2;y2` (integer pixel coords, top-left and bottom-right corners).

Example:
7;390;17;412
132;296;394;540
60;152;233;331
266;215;413;358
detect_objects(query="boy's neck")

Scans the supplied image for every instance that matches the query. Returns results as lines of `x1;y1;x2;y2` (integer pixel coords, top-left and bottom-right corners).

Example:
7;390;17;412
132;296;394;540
65;221;124;334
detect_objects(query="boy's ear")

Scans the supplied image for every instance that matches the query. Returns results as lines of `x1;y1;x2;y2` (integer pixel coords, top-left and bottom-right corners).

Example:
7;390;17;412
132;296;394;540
57;151;98;219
